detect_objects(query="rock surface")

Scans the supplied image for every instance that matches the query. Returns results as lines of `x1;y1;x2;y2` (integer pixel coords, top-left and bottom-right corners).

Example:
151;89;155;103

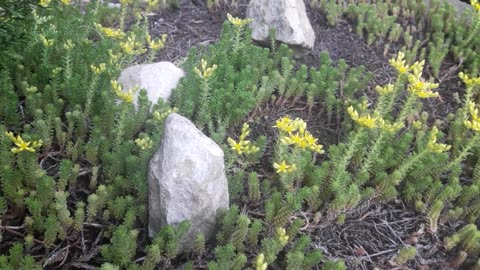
117;62;184;106
247;0;315;49
148;113;229;251
424;0;473;20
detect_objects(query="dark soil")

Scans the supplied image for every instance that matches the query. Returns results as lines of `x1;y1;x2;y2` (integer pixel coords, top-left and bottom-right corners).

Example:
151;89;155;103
148;1;468;269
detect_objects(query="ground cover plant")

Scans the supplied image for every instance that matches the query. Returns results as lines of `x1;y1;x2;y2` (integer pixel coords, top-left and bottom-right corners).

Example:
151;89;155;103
1;0;480;269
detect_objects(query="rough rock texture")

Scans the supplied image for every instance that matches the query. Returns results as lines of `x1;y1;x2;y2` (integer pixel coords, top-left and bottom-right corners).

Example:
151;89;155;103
117;62;184;106
247;0;315;49
432;0;473;20
148;113;229;251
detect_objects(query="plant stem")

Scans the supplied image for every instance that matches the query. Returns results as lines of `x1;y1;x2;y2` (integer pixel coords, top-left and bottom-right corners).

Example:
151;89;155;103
397;93;416;123
463;15;480;47
446;135;480;171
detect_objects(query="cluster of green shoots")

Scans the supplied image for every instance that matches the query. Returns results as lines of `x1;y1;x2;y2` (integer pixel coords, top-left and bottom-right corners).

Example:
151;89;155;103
312;0;480;76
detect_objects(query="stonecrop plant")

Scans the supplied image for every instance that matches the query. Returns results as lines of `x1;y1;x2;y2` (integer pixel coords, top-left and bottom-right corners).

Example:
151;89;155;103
3;0;480;268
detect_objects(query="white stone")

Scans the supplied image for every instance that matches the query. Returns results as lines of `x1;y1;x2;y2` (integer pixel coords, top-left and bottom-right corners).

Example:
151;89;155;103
247;0;315;49
117;62;184;106
148;113;229;251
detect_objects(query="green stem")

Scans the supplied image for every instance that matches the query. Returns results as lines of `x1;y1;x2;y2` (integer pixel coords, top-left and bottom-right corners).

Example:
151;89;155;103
397;93;417;123
83;75;99;118
463;15;480;47
120;5;127;32
357;131;385;184
334;129;363;175
114;105;128;146
446;135;479;171
390;148;430;186
233;27;242;52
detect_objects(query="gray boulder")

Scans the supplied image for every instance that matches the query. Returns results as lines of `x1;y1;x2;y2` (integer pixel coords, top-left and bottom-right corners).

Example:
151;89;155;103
247;0;315;49
117;62;184;106
148;113;229;251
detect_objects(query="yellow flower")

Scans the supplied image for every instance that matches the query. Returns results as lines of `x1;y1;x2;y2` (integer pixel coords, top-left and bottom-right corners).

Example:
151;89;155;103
375;84;395;95
5;132;42;154
63;39;75;50
227;123;259;155
273;160;296;174
90;63;106;75
427;126;451;153
389;51;409;74
304;132;325;153
153;107;178;121
275;227;289;246
120;0;133;5
111;80;138;103
378;118;404;133
39;0;51;7
228;137;244;154
227;13;253;27
459;72;480;88
39;34;54;47
465;101;480;132
147;0;160;10
347;106;377;129
273;116;294;133
255;253;268;270
275;116;324;153
120;34;147;55
95;23;126;39
407;74;439;98
472;0;480;11
135;136;153;150
146;33;167;51
61;0;70;5
194;59;217;80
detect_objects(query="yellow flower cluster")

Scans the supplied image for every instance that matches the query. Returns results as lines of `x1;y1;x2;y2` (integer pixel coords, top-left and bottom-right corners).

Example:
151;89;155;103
459;72;480;88
255;253;267;270
377;118;404;133
276;227;289;246
227;123;260;155
146;33;167;51
61;0;70;5
63;39;75;50
120;0;133;5
375;83;395;95
40;34;54;47
111;80;138;103
90;63;106;75
5;132;42;154
95;23;126;39
389;51;410;74
273;116;324;153
273;160;297;174
147;0;160;10
465;101;480;132
472;0;480;11
39;0;51;7
347;106;378;129
407;76;439;99
194;59;217;80
108;49;121;68
120;34;147;55
135;136;153;150
227;13;253;27
427;126;451;153
153;108;178;121
389;52;439;98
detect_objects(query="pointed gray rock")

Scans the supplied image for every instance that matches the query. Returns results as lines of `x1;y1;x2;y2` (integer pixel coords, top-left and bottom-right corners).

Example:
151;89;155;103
247;0;315;49
148;113;229;251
